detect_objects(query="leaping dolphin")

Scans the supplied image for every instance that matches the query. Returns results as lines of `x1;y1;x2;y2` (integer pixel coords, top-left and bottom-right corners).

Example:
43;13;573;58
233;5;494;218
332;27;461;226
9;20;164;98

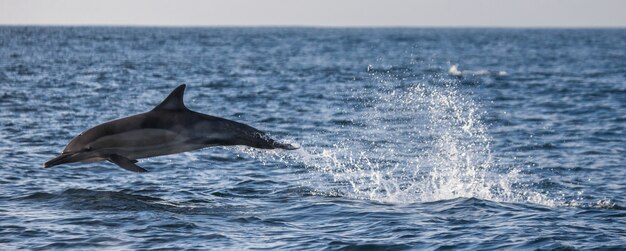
44;84;297;172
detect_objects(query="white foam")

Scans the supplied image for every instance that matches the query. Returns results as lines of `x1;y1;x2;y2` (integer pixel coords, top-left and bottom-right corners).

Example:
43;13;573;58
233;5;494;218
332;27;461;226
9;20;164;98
239;80;554;207
448;64;508;77
448;64;462;76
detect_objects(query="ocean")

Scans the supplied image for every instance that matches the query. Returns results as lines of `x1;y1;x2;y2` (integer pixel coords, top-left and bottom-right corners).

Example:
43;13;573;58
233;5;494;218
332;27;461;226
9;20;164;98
0;27;624;250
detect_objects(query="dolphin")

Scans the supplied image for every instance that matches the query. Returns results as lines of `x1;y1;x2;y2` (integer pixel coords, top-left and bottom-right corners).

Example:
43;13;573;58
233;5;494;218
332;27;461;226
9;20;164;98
44;84;297;172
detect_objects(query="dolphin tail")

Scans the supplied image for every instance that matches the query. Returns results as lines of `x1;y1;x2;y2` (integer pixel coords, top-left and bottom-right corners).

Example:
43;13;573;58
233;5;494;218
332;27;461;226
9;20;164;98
238;131;299;150
270;141;299;150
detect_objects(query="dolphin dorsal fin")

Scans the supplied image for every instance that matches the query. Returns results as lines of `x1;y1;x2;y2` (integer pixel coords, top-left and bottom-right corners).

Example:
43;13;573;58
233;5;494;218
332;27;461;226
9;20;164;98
153;84;188;111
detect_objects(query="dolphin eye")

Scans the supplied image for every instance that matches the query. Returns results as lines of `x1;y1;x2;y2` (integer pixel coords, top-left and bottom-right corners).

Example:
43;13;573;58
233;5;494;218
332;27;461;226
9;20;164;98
84;146;92;152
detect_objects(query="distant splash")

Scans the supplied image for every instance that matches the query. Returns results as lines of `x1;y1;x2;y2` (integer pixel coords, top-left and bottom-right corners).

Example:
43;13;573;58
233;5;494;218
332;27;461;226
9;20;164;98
241;72;556;207
448;64;507;77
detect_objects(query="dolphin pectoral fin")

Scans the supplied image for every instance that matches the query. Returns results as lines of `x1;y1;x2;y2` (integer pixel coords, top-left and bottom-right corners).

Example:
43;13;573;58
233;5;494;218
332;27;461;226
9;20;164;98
108;155;148;172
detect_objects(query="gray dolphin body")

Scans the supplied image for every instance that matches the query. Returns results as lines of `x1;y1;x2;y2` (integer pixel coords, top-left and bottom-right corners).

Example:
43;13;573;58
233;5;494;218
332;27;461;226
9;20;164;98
44;84;296;172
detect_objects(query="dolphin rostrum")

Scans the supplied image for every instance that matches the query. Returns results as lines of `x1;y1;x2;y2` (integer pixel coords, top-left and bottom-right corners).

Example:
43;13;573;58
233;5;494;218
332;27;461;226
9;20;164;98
44;84;297;172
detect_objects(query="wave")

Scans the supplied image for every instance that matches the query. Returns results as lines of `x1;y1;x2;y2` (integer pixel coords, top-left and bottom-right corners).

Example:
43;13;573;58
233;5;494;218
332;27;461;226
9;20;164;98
19;188;226;214
564;198;626;210
449;64;507;77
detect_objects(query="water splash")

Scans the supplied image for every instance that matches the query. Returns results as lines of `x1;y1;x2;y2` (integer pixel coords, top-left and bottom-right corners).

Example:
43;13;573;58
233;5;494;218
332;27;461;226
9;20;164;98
448;64;508;77
241;74;554;206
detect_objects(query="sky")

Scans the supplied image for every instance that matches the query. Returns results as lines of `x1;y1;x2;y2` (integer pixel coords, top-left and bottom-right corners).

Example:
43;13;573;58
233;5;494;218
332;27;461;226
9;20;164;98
1;0;625;28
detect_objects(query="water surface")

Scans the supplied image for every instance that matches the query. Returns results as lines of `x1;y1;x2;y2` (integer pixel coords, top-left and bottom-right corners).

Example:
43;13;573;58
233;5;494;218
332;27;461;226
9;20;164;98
0;27;625;250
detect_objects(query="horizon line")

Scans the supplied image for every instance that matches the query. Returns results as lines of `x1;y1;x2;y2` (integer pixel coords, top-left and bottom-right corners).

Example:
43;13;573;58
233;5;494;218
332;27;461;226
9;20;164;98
1;23;625;29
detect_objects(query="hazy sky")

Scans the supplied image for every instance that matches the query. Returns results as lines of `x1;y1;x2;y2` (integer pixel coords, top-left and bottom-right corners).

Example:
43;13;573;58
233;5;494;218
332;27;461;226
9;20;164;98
1;0;625;27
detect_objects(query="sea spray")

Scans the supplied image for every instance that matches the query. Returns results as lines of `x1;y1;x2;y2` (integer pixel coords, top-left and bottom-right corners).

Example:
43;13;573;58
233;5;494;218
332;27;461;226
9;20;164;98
239;75;555;206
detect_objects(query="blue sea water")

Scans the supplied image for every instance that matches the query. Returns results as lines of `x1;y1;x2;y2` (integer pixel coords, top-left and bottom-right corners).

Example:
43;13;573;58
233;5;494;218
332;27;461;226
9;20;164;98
0;27;625;250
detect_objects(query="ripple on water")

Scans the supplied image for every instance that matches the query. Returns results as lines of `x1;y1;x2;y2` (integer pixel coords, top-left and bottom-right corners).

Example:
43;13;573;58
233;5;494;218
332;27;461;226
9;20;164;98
17;188;237;215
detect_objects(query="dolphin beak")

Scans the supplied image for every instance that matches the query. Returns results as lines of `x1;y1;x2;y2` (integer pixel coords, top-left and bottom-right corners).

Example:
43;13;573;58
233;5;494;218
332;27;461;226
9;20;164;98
44;153;75;168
